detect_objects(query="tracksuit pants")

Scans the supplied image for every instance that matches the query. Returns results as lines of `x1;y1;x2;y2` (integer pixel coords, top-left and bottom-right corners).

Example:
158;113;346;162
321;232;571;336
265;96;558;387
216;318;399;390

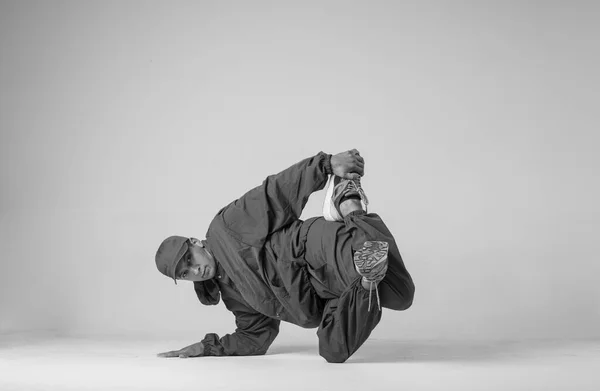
303;211;415;363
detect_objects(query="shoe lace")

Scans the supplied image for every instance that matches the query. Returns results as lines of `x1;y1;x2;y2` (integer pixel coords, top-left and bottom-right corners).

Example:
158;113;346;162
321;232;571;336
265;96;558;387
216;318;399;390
367;280;381;312
348;178;369;213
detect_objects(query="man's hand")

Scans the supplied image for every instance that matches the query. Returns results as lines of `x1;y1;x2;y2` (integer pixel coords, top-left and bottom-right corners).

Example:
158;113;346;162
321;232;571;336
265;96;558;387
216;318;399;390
157;341;205;359
331;149;365;180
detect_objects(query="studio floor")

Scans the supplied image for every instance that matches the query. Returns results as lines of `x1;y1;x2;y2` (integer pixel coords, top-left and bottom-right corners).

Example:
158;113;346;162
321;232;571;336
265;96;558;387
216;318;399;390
1;334;598;391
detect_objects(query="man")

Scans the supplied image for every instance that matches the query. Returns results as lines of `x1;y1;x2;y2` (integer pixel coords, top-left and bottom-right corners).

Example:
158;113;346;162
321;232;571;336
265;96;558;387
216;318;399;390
155;150;415;363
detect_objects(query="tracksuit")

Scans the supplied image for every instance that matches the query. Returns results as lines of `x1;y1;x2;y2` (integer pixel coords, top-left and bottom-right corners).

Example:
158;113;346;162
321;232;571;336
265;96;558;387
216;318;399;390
196;152;415;363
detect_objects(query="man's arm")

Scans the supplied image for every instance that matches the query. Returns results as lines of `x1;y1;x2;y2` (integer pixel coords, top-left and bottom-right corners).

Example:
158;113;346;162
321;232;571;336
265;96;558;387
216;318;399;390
200;309;280;356
220;150;364;247
157;299;280;358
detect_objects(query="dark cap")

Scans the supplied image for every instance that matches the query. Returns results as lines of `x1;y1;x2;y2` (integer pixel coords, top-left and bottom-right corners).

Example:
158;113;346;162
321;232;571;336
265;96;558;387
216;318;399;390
155;235;189;284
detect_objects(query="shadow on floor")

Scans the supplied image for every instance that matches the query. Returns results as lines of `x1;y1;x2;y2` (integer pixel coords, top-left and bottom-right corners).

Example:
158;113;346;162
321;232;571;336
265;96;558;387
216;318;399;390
267;339;573;362
266;338;592;363
267;344;317;355
347;339;584;364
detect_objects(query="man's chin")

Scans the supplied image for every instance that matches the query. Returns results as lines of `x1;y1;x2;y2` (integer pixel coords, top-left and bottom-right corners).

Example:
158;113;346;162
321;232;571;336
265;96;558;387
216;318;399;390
193;274;214;282
202;273;215;281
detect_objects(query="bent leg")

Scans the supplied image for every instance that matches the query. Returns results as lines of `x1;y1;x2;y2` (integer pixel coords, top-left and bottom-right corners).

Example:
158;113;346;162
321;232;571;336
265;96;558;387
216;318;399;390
317;278;382;363
305;212;415;311
343;212;415;311
305;212;413;363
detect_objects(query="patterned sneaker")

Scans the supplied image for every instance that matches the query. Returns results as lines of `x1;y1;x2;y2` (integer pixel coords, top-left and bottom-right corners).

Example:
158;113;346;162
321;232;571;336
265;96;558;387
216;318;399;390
322;175;369;222
353;241;389;311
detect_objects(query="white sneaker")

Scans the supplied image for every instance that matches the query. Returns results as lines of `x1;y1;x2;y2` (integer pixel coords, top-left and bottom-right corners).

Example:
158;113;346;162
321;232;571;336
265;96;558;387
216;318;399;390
322;175;343;221
322;175;369;221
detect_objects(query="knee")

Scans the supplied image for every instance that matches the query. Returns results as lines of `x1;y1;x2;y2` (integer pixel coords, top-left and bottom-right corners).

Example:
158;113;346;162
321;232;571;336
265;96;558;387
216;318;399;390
386;279;415;311
321;352;349;364
404;280;415;309
319;348;349;364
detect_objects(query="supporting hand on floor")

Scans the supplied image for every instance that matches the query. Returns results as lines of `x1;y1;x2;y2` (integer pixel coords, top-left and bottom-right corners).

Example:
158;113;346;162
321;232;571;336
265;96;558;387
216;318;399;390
157;341;205;358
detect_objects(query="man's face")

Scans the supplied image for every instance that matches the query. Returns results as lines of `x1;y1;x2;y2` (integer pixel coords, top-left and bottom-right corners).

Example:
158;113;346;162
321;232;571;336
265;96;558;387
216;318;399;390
174;239;216;282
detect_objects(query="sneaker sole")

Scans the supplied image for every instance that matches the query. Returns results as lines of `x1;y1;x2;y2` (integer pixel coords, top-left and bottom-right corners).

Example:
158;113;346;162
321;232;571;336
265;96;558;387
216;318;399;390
354;241;389;279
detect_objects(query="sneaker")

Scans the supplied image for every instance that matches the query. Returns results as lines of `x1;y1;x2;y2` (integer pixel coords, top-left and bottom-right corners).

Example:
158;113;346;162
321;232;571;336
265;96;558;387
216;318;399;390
322;175;369;222
353;241;389;311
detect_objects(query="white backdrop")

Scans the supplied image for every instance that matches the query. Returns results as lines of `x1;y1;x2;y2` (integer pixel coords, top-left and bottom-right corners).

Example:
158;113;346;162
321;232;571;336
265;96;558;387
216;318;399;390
1;1;599;343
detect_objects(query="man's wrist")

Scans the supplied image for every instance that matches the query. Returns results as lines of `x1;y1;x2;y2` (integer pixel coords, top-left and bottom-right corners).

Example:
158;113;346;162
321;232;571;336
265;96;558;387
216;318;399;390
322;153;333;175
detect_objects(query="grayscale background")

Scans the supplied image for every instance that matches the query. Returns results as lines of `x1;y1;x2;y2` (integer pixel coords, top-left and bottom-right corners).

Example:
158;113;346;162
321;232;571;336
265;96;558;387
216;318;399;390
1;1;599;346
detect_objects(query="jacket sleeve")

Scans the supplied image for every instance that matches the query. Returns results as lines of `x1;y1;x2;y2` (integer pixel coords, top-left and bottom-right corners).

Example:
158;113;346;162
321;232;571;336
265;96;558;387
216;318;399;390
200;299;281;356
220;151;333;247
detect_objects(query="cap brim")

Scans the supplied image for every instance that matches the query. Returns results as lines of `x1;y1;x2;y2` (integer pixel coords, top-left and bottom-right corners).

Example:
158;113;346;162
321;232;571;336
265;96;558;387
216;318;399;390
171;241;189;284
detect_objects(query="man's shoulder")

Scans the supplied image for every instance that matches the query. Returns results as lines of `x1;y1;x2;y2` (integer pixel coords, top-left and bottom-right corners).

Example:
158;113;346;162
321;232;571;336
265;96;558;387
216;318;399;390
206;204;230;234
206;204;248;251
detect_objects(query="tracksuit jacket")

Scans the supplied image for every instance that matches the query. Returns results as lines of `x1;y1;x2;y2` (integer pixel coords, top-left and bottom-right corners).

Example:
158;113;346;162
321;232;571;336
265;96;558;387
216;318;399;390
198;152;333;356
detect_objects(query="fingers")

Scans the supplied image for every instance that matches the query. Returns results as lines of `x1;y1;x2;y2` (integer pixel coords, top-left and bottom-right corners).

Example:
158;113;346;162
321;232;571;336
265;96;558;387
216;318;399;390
157;351;193;359
157;350;181;358
158;341;205;358
348;149;364;171
332;149;365;179
157;350;193;358
344;172;362;180
350;149;363;159
346;150;364;177
351;164;364;177
353;159;365;177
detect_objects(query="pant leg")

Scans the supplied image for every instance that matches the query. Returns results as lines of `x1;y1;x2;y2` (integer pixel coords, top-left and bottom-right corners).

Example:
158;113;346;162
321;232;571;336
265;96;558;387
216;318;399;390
342;211;416;311
305;212;415;311
304;212;415;363
316;278;382;363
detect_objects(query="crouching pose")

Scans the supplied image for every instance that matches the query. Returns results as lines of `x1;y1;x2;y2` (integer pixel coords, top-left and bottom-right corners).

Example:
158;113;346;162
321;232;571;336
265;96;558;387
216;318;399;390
155;150;415;363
